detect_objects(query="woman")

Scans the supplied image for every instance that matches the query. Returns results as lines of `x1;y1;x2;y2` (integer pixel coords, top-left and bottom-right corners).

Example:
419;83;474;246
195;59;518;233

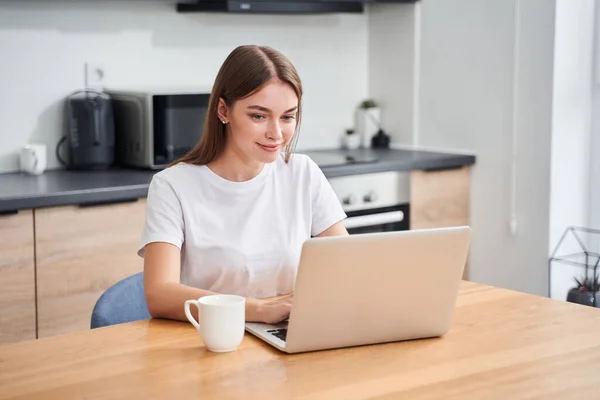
139;45;348;325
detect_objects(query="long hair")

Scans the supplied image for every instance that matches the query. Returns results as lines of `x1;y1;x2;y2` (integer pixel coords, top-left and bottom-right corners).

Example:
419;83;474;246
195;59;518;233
172;45;303;166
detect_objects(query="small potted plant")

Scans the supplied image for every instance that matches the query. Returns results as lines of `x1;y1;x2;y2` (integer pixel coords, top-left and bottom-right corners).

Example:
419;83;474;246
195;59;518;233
360;99;379;109
566;275;600;308
549;226;600;306
356;99;381;148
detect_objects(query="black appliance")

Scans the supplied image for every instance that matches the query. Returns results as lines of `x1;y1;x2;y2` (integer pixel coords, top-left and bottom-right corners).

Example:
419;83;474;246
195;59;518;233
106;89;210;169
57;90;115;170
343;204;410;234
176;0;418;14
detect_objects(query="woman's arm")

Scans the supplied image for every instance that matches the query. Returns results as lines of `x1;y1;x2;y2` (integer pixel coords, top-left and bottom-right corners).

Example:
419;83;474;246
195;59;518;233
315;221;349;237
143;242;214;322
143;242;291;324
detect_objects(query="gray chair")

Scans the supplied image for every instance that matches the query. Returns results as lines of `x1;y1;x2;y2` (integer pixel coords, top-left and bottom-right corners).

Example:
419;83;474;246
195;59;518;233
90;272;152;329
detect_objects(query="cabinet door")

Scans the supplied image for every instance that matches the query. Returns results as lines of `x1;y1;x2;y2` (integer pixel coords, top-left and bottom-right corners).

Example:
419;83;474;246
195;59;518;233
35;199;146;339
0;210;36;345
411;167;471;279
410;167;470;230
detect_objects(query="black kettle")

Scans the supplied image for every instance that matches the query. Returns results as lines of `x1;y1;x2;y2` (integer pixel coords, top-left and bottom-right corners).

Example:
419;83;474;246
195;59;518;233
57;89;115;170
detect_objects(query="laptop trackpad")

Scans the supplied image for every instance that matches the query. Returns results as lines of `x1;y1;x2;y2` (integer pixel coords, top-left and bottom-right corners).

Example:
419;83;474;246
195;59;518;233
259;320;288;330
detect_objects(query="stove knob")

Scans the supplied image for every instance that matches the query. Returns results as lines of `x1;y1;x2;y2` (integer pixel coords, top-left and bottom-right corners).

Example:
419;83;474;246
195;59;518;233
342;194;355;206
363;191;377;203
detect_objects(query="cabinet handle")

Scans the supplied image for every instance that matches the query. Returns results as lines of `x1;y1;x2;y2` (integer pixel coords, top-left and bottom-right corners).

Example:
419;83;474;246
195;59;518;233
0;210;18;216
78;198;139;208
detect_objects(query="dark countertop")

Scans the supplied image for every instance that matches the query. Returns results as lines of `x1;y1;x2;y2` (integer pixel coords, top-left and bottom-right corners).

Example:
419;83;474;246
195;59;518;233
0;148;475;213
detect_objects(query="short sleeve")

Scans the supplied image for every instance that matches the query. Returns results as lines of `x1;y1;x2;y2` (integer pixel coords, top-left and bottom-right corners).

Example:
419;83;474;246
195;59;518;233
308;157;347;236
138;175;185;257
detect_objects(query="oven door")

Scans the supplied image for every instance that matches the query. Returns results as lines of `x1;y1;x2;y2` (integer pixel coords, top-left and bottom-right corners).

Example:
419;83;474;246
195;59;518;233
343;204;410;235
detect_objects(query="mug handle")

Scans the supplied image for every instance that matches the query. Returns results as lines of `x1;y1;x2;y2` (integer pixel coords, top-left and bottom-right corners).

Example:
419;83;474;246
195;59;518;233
184;300;200;329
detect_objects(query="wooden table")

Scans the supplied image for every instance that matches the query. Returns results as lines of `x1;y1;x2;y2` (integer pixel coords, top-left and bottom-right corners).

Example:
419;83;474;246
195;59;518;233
2;281;600;399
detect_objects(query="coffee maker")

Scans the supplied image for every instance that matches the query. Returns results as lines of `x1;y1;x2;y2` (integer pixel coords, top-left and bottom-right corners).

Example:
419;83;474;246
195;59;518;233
57;89;115;170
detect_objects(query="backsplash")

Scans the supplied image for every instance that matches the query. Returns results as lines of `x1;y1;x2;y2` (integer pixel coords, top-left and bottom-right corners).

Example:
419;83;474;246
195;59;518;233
0;1;368;173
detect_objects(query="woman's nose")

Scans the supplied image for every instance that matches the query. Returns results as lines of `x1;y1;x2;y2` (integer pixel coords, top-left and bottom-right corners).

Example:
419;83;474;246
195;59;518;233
267;120;283;141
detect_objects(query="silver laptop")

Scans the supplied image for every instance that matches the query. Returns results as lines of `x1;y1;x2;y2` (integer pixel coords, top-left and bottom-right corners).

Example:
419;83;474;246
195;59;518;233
245;226;472;354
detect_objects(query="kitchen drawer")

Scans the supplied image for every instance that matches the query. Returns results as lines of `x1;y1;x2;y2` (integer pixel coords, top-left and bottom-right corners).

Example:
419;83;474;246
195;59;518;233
35;199;146;338
0;210;36;345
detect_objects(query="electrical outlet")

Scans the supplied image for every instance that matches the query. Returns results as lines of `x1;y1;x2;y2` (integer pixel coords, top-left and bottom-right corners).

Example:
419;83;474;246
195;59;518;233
84;62;106;88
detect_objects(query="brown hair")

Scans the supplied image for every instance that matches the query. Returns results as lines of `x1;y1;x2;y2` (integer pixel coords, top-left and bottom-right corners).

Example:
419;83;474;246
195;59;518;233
172;45;303;167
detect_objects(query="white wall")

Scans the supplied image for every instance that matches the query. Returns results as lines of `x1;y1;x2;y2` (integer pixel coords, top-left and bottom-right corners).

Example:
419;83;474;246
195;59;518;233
418;0;556;296
590;3;600;243
0;0;368;173
549;0;595;300
367;3;417;144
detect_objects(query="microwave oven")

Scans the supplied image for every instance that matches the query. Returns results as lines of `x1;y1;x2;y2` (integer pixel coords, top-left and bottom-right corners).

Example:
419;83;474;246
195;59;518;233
106;88;211;169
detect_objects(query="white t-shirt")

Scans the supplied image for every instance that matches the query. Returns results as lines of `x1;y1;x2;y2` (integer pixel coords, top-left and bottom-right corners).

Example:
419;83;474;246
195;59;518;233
138;153;346;299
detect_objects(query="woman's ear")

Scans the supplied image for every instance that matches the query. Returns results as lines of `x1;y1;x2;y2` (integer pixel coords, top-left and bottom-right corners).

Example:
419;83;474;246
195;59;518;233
217;98;229;124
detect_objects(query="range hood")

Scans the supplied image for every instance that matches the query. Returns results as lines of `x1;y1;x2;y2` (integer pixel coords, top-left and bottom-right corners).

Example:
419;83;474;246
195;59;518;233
176;1;364;14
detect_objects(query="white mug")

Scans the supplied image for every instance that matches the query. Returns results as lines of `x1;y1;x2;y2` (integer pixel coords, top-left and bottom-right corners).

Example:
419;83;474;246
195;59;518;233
20;144;47;175
184;294;246;352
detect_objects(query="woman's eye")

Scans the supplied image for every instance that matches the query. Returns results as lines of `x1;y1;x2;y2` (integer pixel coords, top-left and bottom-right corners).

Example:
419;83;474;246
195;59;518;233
250;114;266;121
282;115;296;121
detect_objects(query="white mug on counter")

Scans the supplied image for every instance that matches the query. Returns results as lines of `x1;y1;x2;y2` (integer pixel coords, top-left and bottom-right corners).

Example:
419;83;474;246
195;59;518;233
184;294;246;352
20;144;47;175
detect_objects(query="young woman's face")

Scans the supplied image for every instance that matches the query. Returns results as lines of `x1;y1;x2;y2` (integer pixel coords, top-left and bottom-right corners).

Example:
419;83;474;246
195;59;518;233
219;79;299;164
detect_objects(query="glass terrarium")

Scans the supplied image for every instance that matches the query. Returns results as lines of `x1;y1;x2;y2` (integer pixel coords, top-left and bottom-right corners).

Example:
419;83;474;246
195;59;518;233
549;226;600;307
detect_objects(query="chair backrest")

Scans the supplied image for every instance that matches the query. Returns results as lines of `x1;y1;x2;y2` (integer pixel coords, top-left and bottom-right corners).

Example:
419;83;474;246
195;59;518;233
91;272;151;329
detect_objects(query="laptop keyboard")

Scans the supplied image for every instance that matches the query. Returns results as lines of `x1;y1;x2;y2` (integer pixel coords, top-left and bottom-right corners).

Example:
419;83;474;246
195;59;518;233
267;328;288;342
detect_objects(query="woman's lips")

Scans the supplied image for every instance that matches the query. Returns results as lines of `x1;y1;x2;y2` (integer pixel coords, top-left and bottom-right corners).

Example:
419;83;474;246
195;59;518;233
257;143;281;152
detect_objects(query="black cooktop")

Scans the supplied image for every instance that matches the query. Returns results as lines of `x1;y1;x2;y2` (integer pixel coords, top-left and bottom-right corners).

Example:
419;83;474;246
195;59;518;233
304;153;379;168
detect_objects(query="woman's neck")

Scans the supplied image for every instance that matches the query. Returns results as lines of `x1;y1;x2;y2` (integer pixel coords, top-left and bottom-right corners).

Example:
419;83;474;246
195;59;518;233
207;146;264;183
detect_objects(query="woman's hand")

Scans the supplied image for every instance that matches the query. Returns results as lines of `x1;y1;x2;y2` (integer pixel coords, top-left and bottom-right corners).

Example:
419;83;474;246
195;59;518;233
247;294;293;324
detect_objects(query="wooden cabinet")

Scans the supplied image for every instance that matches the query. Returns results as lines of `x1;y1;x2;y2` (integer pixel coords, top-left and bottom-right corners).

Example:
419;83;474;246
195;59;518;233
410;167;470;230
410;167;471;279
0;210;36;345
35;200;146;339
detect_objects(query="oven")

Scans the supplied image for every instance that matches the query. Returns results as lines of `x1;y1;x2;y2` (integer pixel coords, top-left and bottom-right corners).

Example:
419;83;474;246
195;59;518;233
327;171;411;235
343;204;409;234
